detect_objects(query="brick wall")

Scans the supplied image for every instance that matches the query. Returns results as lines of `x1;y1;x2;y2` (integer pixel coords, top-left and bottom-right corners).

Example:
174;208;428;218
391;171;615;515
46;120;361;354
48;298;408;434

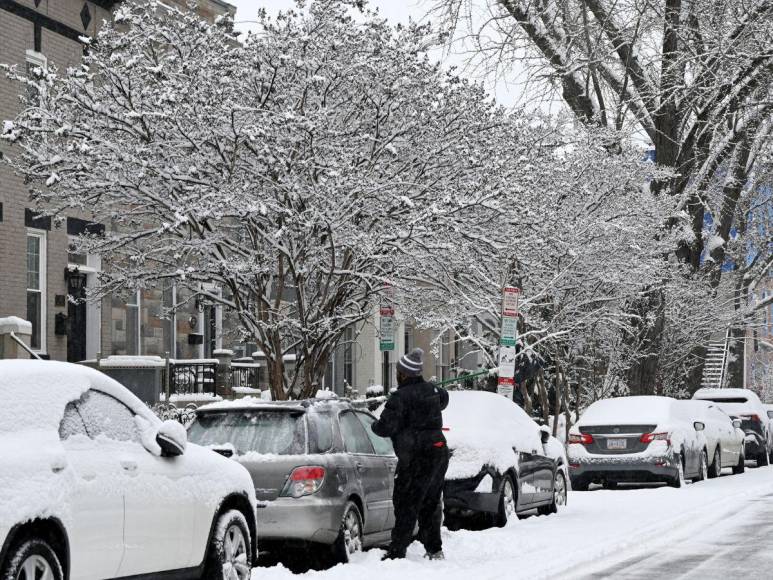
1;0;235;361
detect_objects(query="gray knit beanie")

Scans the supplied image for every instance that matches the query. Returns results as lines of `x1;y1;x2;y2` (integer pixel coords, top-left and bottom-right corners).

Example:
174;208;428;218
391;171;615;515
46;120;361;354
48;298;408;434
397;347;424;377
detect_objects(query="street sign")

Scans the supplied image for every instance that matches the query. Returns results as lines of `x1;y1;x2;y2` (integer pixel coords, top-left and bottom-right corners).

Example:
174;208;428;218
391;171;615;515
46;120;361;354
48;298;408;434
379;312;395;351
497;376;515;399
500;316;517;346
502;286;520;317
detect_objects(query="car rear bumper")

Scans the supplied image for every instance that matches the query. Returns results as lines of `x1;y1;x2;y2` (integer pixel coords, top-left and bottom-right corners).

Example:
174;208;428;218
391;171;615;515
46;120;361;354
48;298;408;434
744;436;766;457
258;496;344;544
569;455;678;485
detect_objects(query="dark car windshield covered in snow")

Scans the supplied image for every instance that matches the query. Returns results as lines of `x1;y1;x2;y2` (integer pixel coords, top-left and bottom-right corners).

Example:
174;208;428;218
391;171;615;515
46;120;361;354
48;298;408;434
189;410;307;455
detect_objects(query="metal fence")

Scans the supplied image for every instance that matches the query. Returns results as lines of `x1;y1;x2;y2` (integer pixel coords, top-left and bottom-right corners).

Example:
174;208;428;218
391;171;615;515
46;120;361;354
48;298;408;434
167;359;218;396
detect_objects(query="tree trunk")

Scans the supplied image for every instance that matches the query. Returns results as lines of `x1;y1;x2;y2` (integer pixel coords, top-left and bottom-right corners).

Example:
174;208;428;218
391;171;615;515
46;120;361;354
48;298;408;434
625;288;665;395
725;327;745;388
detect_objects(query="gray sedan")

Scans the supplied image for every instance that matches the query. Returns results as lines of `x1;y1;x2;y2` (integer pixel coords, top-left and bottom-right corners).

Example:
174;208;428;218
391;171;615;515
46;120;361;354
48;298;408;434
187;398;396;563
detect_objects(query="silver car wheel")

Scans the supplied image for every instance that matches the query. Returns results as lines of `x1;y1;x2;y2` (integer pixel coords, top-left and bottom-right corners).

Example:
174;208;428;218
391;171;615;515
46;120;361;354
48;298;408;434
222;524;250;580
503;478;516;517
17;555;54;580
554;473;567;507
343;508;363;556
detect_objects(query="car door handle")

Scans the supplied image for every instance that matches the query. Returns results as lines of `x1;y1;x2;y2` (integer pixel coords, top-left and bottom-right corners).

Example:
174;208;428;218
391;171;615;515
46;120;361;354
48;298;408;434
355;462;366;472
50;458;67;474
121;460;138;473
387;463;396;472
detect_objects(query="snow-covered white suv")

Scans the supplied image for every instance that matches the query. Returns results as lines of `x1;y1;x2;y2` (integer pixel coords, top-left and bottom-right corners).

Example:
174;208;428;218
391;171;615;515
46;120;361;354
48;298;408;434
0;360;257;580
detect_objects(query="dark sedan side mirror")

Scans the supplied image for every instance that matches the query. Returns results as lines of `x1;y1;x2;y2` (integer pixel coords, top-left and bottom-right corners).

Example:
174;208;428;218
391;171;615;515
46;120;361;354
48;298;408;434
693;421;705;432
767;411;773;420
732;419;742;429
540;426;550;445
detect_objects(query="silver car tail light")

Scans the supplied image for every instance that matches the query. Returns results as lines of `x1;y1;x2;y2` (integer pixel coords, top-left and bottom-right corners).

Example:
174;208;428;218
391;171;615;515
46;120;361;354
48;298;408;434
281;466;326;498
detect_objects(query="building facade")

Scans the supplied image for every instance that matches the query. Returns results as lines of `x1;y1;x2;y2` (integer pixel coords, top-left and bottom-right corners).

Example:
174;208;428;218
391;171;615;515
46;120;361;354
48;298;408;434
0;0;235;362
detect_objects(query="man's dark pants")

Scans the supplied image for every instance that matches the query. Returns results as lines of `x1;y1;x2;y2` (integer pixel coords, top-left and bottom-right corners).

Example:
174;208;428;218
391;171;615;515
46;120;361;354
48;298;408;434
389;445;450;556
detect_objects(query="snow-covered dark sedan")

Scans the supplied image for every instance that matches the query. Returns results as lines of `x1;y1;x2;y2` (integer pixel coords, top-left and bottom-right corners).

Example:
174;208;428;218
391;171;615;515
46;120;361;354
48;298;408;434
441;391;567;528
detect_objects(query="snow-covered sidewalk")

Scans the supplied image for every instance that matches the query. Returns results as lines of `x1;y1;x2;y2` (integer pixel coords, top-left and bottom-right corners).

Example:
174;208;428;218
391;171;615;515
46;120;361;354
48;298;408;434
254;466;773;579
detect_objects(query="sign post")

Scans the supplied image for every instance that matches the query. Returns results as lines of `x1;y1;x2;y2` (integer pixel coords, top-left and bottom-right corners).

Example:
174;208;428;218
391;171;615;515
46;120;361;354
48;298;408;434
497;286;521;399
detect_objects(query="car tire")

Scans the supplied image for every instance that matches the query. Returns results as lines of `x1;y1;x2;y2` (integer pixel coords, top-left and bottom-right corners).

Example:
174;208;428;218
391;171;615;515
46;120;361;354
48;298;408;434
707;448;721;479
332;501;364;564
0;537;64;580
204;509;253;580
538;471;567;516
669;453;686;488
693;449;709;482
758;451;770;467
571;478;589;492
494;474;517;527
733;449;746;474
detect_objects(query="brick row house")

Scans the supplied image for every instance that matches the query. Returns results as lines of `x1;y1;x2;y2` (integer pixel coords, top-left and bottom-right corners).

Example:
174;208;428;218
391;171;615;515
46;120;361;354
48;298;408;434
0;0;235;362
0;0;482;395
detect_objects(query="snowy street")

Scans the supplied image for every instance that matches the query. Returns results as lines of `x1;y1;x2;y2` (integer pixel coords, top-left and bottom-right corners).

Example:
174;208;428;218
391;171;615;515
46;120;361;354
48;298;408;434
256;466;773;580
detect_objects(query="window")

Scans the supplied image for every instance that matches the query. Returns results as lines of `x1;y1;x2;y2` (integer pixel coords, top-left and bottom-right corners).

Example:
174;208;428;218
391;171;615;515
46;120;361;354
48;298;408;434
126;291;141;355
26;230;46;351
339;411;375;455
67;236;88;266
76;391;140;443
307;411;334;454
59;402;88;439
356;412;394;456
25;50;47;106
404;324;414;355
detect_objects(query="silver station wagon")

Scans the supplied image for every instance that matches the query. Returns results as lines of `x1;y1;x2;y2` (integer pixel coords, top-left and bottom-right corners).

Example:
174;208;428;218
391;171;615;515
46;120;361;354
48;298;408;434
187;398;396;564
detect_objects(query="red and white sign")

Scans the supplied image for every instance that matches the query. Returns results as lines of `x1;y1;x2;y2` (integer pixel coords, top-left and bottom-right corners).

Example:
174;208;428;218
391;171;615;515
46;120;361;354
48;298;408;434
502;286;521;318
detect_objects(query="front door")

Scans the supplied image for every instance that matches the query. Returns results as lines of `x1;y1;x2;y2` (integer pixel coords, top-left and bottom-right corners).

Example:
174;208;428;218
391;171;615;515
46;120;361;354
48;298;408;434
515;450;540;506
59;398;126;580
67;273;87;362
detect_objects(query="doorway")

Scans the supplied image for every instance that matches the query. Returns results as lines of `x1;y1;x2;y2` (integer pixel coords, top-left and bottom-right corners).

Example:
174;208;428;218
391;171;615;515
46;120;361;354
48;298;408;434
67;272;87;362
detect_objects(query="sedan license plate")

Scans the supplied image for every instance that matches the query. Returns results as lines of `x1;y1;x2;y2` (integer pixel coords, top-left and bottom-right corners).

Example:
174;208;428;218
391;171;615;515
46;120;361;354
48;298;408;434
607;438;627;450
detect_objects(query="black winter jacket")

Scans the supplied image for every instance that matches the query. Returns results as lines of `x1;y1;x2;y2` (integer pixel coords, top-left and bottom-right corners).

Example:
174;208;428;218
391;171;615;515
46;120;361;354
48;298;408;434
372;376;449;460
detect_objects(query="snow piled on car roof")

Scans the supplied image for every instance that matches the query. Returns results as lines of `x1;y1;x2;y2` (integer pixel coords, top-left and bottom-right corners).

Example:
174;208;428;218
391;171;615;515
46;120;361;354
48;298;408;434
577;396;675;426
0;360;96;433
443;390;542;480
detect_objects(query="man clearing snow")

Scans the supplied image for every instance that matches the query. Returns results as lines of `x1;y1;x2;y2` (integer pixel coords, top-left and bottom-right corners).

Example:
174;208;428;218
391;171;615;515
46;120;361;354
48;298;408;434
372;348;450;560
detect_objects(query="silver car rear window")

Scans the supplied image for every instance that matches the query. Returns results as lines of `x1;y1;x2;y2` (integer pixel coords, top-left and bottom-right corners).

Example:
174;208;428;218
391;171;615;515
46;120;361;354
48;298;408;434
189;411;306;455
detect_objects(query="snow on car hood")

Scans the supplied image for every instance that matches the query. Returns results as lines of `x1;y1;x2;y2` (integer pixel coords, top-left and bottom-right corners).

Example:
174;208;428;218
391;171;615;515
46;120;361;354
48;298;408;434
443;391;542;480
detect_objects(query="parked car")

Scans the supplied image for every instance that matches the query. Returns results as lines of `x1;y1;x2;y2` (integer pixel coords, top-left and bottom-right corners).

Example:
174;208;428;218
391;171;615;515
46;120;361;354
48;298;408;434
680;400;746;477
188;397;396;563
441;391;566;529
567;396;705;490
692;388;772;467
0;360;257;580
